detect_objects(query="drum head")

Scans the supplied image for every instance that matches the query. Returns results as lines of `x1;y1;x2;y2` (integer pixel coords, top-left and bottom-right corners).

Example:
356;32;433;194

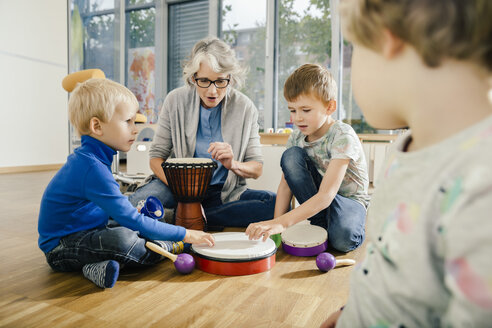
281;223;327;248
166;157;213;164
191;232;276;262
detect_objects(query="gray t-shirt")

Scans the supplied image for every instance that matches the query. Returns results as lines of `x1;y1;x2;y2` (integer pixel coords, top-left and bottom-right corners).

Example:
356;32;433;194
338;115;492;327
286;120;370;207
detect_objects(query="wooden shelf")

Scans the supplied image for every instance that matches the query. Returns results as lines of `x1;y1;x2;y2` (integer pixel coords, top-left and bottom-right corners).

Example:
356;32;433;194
358;133;399;142
260;132;400;145
259;133;291;145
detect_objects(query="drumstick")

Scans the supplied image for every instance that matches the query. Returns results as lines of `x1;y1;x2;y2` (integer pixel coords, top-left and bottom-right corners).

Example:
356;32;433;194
333;259;356;267
145;241;195;274
316;252;355;272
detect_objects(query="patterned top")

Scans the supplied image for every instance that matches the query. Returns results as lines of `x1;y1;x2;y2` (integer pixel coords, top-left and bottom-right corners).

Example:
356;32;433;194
337;115;492;327
286;120;370;207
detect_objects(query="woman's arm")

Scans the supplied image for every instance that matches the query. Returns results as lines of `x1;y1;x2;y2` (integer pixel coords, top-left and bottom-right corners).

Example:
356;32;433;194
148;91;176;167
230;160;262;179
150;157;168;185
208;141;263;178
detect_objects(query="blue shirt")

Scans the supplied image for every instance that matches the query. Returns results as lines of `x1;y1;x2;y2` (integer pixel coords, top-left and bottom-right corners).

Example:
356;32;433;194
38;135;186;253
194;103;228;185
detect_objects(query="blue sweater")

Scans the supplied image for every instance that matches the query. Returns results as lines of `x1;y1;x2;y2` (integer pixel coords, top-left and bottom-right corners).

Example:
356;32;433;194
38;135;186;253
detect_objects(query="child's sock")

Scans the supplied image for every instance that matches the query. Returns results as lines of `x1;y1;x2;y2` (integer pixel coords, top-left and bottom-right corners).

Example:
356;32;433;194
82;260;120;288
155;240;185;254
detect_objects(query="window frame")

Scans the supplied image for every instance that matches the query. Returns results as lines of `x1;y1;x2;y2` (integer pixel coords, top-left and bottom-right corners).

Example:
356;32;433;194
68;0;364;154
218;0;344;131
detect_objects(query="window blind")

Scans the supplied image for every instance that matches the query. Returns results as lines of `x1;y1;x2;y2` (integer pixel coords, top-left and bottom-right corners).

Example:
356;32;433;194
168;0;209;92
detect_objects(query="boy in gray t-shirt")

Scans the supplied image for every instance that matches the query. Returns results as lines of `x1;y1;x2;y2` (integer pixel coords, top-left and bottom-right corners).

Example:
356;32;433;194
246;64;369;253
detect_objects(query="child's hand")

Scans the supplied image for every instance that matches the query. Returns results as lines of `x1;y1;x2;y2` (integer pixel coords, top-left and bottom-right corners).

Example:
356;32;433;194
183;229;215;247
245;220;285;242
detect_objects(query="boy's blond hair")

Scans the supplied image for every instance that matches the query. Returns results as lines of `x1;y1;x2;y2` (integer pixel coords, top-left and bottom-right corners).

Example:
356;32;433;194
68;78;139;135
341;0;492;71
283;64;337;105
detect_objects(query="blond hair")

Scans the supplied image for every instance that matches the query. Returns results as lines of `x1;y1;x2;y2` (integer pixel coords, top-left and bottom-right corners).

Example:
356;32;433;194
182;36;247;88
341;0;492;71
283;64;337;104
68;78;139;135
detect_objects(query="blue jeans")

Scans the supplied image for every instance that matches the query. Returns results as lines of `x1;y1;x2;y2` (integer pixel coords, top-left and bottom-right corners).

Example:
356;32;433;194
281;147;366;252
45;226;163;272
128;176;276;228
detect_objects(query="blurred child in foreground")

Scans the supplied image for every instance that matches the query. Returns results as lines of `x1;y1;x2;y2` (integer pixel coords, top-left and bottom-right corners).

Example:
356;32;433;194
321;0;492;326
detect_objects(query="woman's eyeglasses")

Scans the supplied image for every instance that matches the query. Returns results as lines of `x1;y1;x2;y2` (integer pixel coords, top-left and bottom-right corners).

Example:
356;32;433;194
194;74;230;89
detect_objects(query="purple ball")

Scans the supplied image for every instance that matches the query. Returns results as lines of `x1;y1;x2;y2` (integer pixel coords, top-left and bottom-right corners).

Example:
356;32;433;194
316;252;336;272
174;253;195;274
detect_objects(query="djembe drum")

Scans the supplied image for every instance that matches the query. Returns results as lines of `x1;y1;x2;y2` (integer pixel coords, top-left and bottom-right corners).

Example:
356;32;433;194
162;158;217;231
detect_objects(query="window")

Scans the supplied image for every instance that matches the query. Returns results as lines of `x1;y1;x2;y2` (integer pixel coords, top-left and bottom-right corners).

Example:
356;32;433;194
277;0;331;130
68;0;385;156
341;42;376;134
69;0;119;152
125;1;157;122
167;0;209;92
220;0;382;134
221;0;267;127
69;0;159;122
221;0;334;132
69;1;117;80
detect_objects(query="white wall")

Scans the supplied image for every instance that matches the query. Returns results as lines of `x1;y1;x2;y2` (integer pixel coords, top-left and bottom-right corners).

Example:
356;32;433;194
247;145;285;193
0;0;68;168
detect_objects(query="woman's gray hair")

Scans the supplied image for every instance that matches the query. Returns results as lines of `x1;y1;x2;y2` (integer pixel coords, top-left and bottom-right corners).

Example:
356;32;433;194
182;36;247;88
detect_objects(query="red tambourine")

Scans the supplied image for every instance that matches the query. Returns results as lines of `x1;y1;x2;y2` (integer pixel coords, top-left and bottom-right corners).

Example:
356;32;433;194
191;232;276;276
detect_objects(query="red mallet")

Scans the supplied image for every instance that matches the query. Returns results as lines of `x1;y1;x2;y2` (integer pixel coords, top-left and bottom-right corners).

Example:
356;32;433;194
316;252;355;272
146;241;195;274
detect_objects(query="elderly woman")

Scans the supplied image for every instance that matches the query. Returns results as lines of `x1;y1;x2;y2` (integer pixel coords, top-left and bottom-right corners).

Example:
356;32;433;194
129;36;276;228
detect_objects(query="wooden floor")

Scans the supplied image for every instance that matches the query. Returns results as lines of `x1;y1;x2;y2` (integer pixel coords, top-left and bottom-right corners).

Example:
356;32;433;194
0;170;367;328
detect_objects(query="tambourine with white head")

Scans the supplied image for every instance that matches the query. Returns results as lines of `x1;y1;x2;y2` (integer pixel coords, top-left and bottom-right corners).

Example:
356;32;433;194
191;232;276;276
281;222;328;256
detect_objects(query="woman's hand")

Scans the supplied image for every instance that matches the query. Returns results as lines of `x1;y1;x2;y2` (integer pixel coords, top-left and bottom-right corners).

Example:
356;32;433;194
208;142;234;170
183;229;215;246
245;220;285;242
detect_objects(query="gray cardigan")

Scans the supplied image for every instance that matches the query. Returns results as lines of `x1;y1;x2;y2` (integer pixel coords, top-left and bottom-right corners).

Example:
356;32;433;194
150;85;263;203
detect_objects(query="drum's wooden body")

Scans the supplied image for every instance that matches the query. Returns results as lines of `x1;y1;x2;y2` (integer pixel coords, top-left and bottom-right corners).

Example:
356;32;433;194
191;232;276;276
281;223;328;256
162;158;217;230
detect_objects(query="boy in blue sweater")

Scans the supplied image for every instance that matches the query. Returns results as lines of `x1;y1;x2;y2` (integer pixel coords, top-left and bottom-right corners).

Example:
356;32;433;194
38;78;214;289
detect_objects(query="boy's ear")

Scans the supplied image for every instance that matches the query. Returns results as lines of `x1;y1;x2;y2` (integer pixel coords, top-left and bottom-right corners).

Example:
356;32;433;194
327;100;336;114
89;117;103;136
381;29;404;59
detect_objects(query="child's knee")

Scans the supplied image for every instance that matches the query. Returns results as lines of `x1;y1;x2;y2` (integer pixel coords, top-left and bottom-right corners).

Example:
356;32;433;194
106;227;142;253
329;228;365;253
281;147;306;173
